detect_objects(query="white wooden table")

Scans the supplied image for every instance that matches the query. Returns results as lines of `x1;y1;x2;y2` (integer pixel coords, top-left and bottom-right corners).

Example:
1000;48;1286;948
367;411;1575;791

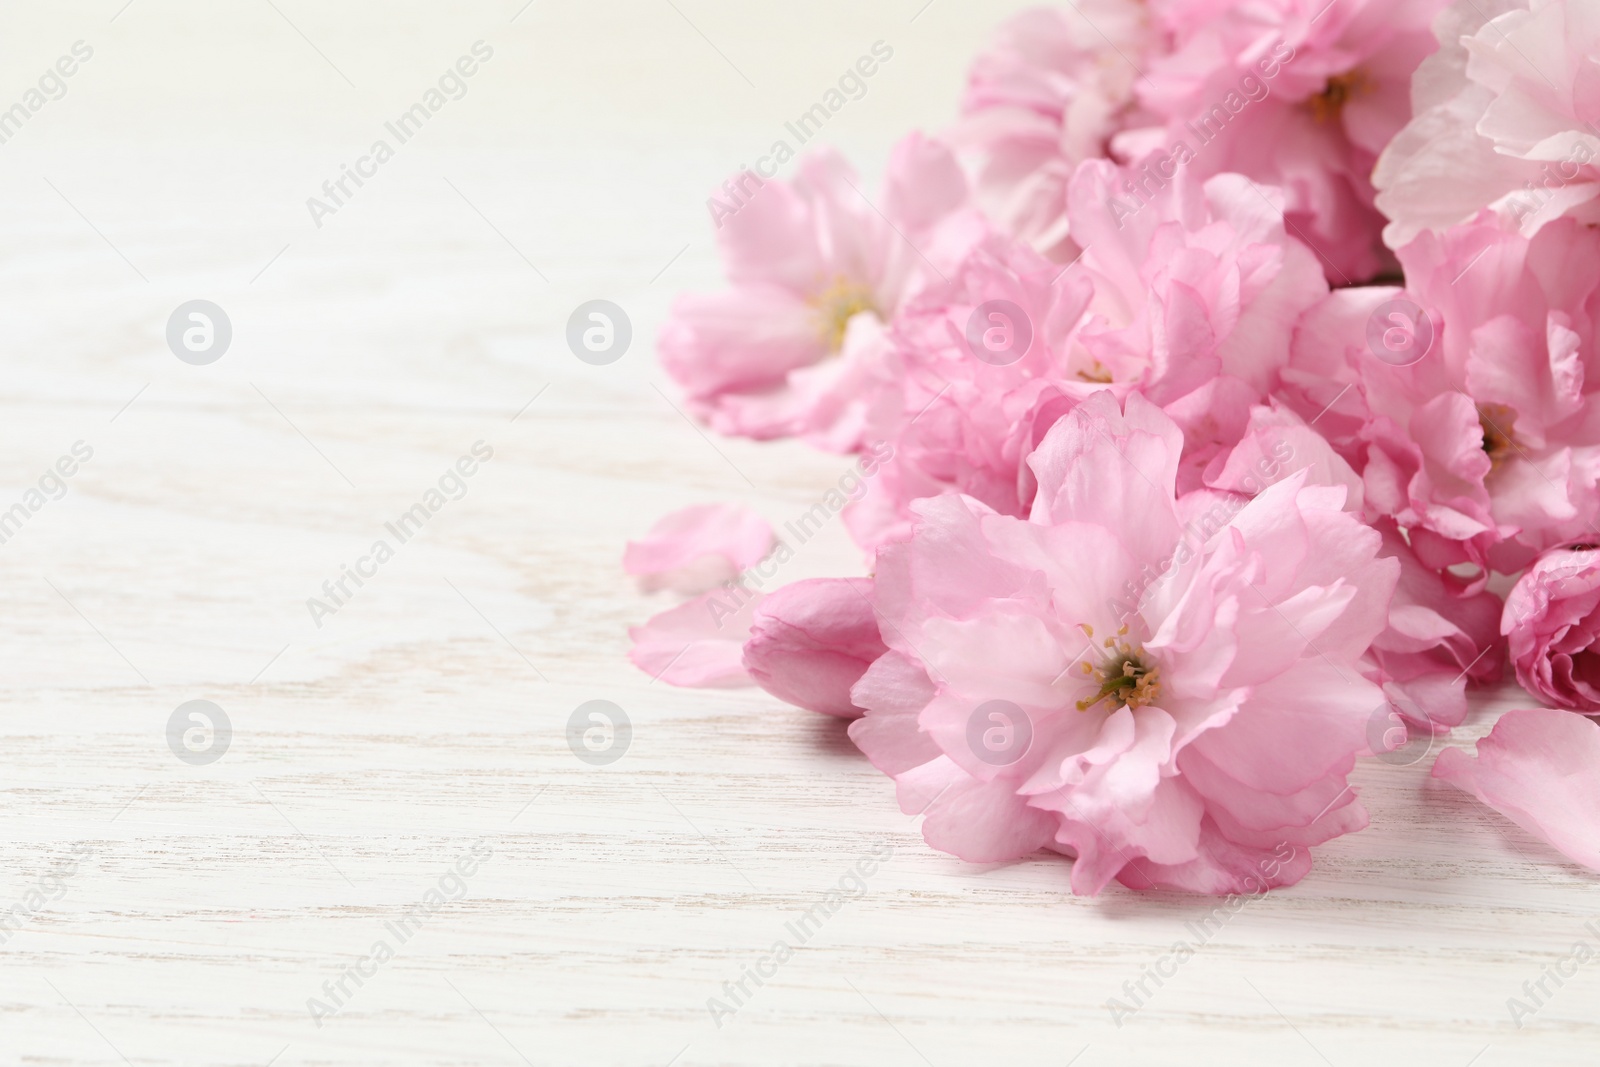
0;2;1595;1063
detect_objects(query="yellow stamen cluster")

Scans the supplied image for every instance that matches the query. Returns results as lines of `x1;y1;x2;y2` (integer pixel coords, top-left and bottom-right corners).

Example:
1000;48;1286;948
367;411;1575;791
1075;624;1162;712
810;278;879;352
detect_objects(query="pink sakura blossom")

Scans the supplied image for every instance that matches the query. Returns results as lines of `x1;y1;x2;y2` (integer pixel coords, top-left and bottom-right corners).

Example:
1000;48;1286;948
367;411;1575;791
1503;546;1600;710
1374;0;1600;248
623;503;774;594
952;2;1158;260
954;0;1447;282
1208;405;1505;729
846;391;1397;895
1433;707;1600;871
742;578;886;717
624;1;1600;895
1067;161;1328;490
842;233;1098;551
1366;518;1504;728
1118;0;1449;282
658;134;983;452
845;160;1328;551
1279;213;1600;578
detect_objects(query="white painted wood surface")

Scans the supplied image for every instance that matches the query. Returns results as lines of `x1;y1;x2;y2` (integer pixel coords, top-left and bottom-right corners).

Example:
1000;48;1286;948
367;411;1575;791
1;2;1596;1063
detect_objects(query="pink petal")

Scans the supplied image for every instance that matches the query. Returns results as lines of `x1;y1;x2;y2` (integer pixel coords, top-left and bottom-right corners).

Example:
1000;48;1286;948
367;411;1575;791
623;504;774;594
847;652;942;775
742;578;885;717
658;287;823;404
882;133;969;232
1433;708;1600;871
627;589;764;688
1113;819;1317;895
898;757;1058;864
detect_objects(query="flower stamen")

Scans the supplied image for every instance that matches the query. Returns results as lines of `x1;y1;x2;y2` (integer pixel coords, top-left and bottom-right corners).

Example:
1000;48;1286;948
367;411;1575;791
809;278;879;352
1075;647;1162;712
1077;360;1113;383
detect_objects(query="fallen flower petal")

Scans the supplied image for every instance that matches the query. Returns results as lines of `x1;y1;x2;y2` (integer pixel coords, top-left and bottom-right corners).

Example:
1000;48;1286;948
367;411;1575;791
624;503;774;595
628;588;765;688
1433;707;1600;871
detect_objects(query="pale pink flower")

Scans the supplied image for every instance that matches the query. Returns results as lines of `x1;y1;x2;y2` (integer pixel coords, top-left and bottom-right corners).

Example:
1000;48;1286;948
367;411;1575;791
1068;161;1328;493
1202;401;1365;502
1279;214;1600;577
659;134;982;451
743;578;886;718
952;2;1159;260
1367;518;1504;728
623;503;774;594
847;391;1397;895
843;233;1098;551
1433;707;1600;871
1207;405;1504;728
1117;0;1449;282
1503;546;1600;710
847;161;1328;550
1374;0;1600;247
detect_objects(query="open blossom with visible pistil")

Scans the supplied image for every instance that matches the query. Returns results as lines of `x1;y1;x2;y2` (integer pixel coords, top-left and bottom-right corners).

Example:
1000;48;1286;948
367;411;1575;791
1117;0;1449;282
1279;213;1600;579
620;0;1600;894
845;159;1328;551
658;134;983;452
847;391;1398;895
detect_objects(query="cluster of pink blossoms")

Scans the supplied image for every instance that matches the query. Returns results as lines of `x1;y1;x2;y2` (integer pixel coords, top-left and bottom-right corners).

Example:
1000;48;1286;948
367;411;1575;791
628;0;1600;895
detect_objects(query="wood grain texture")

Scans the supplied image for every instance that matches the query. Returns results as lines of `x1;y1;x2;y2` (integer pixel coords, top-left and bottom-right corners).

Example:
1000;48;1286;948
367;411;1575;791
0;2;1596;1064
